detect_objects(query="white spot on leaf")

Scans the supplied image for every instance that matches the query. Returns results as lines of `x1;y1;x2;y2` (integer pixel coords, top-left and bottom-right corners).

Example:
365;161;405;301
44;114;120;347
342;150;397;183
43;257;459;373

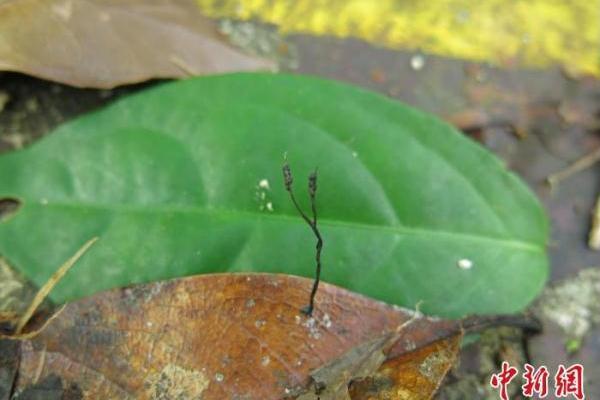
258;179;270;189
457;258;473;270
255;319;266;328
322;313;332;328
302;317;322;339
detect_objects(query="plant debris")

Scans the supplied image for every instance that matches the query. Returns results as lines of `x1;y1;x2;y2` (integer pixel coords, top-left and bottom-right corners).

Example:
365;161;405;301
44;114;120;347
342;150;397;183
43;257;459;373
588;197;600;250
546;147;600;188
0;257;39;327
0;273;534;399
218;19;299;70
0;0;275;88
533;268;600;351
14;237;97;334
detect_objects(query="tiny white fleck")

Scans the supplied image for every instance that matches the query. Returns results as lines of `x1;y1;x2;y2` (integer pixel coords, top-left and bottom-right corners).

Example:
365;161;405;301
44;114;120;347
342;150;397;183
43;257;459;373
457;258;473;270
245;298;255;308
352;151;358;158
266;202;274;212
322;313;332;328
296;359;303;366
302;317;322;339
40;198;49;205
410;54;425;71
258;179;270;190
284;388;291;394
255;319;266;328
295;315;302;324
261;355;270;366
146;321;153;328
215;372;224;382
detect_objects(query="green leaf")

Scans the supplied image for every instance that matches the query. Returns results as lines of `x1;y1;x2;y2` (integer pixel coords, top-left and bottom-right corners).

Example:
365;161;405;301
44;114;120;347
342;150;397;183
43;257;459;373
0;73;548;317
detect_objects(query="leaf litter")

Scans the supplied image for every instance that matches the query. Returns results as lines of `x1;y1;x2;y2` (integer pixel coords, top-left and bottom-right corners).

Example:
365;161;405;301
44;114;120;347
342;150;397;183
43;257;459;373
0;0;275;88
0;195;538;399
0;270;541;400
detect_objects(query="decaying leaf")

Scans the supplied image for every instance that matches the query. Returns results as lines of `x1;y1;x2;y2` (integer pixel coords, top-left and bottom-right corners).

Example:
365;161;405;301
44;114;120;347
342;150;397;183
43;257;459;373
348;336;461;400
4;274;475;399
0;0;274;88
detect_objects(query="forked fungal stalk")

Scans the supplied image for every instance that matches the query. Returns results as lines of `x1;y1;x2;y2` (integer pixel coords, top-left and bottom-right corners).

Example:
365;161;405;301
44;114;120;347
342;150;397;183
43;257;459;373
282;161;323;316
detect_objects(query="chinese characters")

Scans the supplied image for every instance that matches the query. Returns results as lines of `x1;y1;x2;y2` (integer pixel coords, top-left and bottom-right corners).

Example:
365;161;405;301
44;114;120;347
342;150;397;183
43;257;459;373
490;362;584;399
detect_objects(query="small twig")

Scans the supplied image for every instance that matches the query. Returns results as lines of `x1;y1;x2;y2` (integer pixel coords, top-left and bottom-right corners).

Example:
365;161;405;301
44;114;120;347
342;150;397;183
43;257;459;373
460;314;542;335
2;305;66;340
32;348;46;384
283;160;323;316
15;237;98;334
546;147;600;187
588;196;600;250
393;301;422;335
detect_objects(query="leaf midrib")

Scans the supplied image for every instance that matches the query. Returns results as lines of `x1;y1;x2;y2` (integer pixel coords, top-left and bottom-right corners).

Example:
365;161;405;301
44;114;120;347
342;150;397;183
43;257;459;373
19;199;544;253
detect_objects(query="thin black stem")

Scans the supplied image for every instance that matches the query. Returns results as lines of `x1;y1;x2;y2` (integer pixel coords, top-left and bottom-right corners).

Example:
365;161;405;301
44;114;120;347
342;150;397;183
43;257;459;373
305;168;321;316
288;189;313;227
283;163;323;316
305;226;323;315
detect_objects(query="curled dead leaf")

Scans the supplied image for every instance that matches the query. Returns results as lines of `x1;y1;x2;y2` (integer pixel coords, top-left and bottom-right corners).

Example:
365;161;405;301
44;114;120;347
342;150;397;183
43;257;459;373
2;274;535;399
0;0;275;88
348;336;461;400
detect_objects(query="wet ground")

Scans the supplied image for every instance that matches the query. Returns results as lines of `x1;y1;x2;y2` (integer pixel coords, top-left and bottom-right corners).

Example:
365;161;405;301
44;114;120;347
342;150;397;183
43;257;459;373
1;25;598;398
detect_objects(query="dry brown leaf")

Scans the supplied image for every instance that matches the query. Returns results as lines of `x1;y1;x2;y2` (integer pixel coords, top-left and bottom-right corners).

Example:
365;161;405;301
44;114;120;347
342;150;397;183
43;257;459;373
348;336;461;400
1;274;471;399
0;0;275;88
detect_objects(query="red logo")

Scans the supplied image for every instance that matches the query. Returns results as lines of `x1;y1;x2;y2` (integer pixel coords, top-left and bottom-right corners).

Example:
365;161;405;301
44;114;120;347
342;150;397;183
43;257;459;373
490;361;519;400
555;364;585;399
490;362;585;399
522;363;549;397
